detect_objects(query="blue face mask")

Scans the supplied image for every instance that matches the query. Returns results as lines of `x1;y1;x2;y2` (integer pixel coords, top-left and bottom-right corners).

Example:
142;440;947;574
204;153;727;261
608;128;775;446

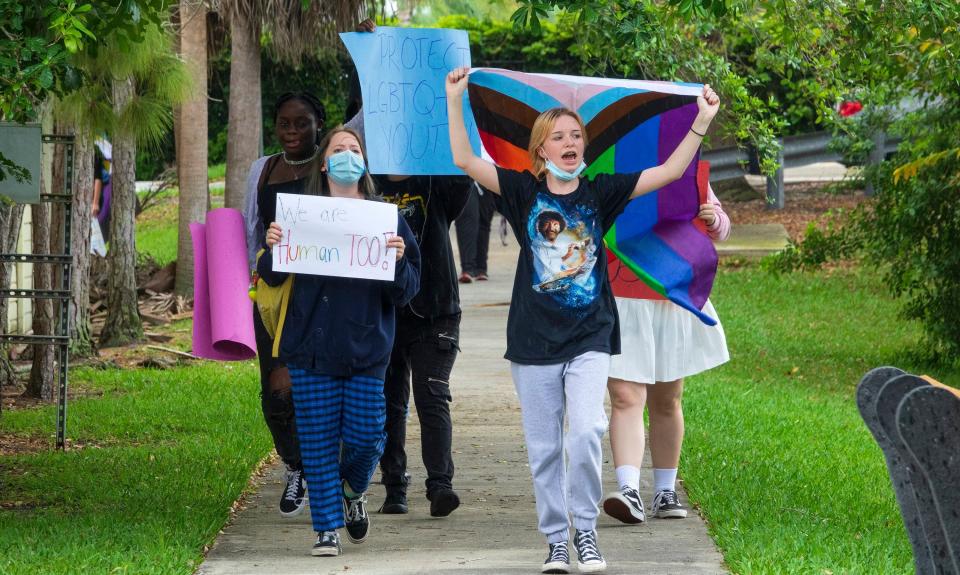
326;150;366;185
545;159;586;182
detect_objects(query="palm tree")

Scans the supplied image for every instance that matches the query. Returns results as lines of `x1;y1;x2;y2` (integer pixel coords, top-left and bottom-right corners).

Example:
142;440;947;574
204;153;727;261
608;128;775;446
221;0;367;211
174;0;209;297
58;23;189;348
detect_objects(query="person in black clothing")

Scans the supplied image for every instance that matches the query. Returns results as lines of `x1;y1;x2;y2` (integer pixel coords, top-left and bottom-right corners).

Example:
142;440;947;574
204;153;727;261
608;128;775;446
342;17;471;517
375;174;473;517
454;181;498;283
243;91;326;519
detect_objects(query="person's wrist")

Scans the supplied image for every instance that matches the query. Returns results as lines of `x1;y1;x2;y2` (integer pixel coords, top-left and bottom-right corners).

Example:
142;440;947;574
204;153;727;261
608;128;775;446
691;116;711;134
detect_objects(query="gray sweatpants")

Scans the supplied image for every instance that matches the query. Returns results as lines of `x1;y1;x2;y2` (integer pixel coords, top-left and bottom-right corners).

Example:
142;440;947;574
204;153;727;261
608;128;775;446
511;351;610;543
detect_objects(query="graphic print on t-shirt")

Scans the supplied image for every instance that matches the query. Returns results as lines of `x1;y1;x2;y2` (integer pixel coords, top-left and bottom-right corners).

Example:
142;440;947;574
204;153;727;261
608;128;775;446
527;194;600;309
384;192;427;243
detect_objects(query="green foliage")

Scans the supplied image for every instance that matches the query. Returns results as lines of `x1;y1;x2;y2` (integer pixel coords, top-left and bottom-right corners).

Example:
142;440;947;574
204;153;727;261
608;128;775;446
863;151;960;364
509;0;792;174
0;0;169;122
764;211;861;273
0;0;170;181
56;22;188;152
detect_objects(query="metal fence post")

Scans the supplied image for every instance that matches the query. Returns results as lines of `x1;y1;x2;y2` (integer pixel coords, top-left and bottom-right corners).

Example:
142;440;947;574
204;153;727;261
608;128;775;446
766;142;784;209
865;130;887;197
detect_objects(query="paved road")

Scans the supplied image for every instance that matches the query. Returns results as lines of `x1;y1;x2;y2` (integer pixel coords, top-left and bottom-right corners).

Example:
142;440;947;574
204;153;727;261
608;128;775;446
197;234;728;575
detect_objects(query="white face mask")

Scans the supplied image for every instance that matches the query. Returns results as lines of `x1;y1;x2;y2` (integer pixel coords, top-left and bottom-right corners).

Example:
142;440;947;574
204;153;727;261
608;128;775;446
326;150;366;185
545;159;586;182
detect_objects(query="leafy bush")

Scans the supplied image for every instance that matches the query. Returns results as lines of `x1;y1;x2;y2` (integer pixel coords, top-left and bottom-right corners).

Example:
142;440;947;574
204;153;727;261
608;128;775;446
764;211;861;273
769;114;960;364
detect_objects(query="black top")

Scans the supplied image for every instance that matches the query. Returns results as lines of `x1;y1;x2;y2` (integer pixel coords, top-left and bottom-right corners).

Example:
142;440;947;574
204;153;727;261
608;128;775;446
496;167;639;364
375;175;472;320
258;173;306;232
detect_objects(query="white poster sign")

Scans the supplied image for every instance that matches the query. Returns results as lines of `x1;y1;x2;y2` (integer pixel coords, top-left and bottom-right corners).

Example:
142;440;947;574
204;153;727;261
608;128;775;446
272;193;398;281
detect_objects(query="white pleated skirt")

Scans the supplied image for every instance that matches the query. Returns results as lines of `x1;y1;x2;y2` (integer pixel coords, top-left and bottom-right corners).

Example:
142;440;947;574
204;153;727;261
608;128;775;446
609;297;729;384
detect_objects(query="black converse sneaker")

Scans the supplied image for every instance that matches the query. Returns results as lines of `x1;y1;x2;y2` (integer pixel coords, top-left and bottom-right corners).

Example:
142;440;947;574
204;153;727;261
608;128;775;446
651;489;688;518
573;529;607;573
542;541;570;574
311;530;341;557
279;465;306;517
602;486;646;524
342;488;369;543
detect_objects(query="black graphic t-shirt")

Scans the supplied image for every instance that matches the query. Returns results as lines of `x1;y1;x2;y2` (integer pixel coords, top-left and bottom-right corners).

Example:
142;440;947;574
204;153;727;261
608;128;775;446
377;175;472;319
497;167;639;364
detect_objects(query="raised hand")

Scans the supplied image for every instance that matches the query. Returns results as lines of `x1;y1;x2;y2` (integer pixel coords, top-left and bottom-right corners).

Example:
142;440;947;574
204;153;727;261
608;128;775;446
446;67;470;99
696;84;720;125
355;18;376;33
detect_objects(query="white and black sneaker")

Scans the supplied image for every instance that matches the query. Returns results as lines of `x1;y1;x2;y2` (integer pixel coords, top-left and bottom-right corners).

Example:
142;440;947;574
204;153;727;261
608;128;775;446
602;486;646;524
573;529;607;573
279;465;307;517
312;530;341;557
542;541;570;574
343;490;369;543
651;489;688;518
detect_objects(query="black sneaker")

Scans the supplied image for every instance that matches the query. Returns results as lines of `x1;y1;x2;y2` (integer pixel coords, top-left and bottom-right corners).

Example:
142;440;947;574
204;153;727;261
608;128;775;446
311;530;341;557
542;541;570;574
379;490;408;514
279;465;306;518
342;488;369;543
601;486;645;524
428;487;461;517
573;529;607;573
651;489;688;519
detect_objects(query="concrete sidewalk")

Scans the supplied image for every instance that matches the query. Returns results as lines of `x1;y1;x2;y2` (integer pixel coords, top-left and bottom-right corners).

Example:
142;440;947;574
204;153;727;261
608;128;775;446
197;235;727;575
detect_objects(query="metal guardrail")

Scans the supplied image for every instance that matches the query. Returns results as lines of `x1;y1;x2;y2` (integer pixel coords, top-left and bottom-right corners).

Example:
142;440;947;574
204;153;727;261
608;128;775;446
701;130;900;208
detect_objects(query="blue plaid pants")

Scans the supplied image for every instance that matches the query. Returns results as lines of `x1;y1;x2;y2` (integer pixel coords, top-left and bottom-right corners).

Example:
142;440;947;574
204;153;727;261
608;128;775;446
288;368;387;532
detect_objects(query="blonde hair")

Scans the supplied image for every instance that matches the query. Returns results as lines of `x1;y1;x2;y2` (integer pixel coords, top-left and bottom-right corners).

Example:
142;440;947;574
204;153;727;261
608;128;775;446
528;108;588;179
307;126;378;200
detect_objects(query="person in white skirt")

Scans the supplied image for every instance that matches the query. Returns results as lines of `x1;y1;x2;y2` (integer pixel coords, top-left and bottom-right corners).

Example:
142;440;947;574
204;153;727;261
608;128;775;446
601;182;730;524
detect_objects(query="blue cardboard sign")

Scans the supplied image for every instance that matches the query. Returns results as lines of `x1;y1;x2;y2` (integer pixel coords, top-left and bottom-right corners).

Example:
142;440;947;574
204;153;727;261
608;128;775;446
340;27;480;175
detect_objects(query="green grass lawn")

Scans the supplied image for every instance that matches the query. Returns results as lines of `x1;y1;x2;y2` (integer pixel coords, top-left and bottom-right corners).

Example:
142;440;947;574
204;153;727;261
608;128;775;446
0;361;268;575
682;265;960;574
208;163;226;182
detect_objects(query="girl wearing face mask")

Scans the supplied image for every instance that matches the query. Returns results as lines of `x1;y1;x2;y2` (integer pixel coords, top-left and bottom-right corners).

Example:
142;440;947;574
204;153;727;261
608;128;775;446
445;67;719;575
258;126;421;558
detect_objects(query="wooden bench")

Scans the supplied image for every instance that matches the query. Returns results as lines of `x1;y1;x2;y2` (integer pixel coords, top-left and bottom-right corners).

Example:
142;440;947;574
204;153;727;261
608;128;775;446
856;367;960;574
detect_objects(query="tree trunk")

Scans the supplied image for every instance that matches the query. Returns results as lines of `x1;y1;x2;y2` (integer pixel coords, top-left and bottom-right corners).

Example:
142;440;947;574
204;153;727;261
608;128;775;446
70;130;95;356
0;203;25;394
26;201;55;400
224;9;261;211
99;76;144;347
175;0;209;297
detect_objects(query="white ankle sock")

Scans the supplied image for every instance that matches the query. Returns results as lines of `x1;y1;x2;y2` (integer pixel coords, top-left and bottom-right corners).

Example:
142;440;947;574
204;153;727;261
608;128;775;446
615;465;640;491
653;468;678;493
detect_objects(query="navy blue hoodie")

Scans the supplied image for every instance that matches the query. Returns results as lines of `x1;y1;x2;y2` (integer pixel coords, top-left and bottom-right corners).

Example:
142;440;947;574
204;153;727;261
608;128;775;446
257;214;421;380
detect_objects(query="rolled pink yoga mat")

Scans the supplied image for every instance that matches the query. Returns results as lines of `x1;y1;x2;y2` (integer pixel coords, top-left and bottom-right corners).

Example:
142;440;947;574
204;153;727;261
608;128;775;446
190;208;256;360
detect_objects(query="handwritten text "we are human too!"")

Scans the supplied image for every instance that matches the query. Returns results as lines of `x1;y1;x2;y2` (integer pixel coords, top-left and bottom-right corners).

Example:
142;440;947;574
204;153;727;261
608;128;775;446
271;193;399;282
